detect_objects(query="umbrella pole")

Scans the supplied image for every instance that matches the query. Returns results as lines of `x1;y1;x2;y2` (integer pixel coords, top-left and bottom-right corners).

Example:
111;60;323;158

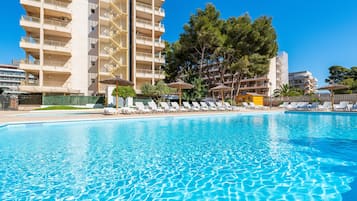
179;86;182;107
331;90;334;111
116;81;119;112
221;89;224;104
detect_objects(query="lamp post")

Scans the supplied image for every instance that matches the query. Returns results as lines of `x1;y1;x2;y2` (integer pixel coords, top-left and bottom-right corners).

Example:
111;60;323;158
269;82;272;109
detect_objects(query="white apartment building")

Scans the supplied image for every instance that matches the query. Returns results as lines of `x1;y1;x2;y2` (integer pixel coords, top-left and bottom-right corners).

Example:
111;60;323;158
289;71;318;94
202;52;289;97
0;64;26;90
19;0;165;96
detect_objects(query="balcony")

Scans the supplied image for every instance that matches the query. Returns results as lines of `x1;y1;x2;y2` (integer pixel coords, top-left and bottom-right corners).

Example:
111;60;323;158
43;39;71;55
20;37;40;51
136;19;165;33
154;39;165;49
136;36;165;49
20;0;41;11
20;15;41;32
136;68;164;79
43;0;71;18
20;59;72;74
20;60;40;72
43;18;71;37
43;60;71;73
239;84;269;90
136;52;164;64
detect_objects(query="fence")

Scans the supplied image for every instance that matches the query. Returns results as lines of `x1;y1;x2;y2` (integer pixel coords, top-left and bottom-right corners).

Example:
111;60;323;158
0;95;18;110
42;96;105;106
263;94;357;106
19;94;42;105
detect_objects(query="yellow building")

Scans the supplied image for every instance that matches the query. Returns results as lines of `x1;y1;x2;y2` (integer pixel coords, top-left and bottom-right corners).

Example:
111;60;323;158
236;93;265;106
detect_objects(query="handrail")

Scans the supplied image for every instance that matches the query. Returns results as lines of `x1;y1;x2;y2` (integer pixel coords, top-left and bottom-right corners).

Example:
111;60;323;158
20;59;40;65
21;15;40;23
137;52;152;58
44;18;69;27
21;37;40;44
44;39;69;47
44;0;70;8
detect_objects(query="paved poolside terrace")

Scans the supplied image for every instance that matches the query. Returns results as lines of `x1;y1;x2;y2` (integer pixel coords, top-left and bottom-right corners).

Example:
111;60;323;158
0;108;286;126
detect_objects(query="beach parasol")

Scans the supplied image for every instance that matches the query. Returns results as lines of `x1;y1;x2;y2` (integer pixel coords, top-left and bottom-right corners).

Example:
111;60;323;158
100;76;134;111
168;79;193;106
209;83;232;104
318;84;349;111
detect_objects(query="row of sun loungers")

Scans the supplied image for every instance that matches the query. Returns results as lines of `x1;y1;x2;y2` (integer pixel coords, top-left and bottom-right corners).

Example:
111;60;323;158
280;101;357;111
104;101;244;115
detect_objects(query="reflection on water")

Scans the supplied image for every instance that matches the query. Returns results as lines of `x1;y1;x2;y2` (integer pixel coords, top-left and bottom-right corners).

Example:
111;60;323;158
0;113;357;200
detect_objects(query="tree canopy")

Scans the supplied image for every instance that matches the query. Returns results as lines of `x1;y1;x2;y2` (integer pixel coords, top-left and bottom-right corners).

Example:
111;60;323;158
112;86;136;106
273;84;303;97
326;65;357;93
163;4;278;99
141;80;176;102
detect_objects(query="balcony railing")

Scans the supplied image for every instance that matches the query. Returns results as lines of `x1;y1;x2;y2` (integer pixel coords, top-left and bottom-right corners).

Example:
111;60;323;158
44;18;70;28
21;36;40;44
44;0;70;8
21;80;40;86
43;39;69;48
21;15;40;24
20;59;40;65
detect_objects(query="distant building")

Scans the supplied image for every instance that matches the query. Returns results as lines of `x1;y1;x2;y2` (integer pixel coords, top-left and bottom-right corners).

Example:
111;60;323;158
289;71;318;94
0;64;37;94
202;52;289;97
0;64;25;92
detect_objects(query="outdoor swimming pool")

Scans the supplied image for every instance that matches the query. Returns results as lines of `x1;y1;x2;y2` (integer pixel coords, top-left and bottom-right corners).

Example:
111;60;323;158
0;112;356;200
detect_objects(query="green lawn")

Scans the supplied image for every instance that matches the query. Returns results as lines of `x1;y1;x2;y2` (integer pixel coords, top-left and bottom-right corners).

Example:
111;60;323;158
35;106;91;110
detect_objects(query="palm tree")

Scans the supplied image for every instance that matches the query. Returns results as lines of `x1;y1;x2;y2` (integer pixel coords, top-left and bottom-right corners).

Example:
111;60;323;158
274;84;291;97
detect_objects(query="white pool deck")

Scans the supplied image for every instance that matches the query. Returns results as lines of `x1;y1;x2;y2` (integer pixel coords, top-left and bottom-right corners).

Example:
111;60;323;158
0;108;285;127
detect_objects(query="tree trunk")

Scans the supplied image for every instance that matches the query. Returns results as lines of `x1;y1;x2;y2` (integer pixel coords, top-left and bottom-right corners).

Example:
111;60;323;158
235;74;242;98
230;73;236;101
198;47;206;77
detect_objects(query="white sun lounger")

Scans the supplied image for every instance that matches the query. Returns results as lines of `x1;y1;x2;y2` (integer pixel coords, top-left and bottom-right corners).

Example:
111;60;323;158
318;102;331;111
192;102;208;111
171;102;188;112
184;101;199;111
135;102;151;113
335;101;349;111
148;102;164;112
199;102;211;111
160;102;177;112
215;102;227;111
104;107;117;115
224;102;241;111
207;102;218;110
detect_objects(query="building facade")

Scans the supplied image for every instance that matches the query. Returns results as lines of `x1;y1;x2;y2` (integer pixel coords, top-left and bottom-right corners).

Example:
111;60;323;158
0;64;26;92
19;0;165;95
202;52;289;97
289;71;318;94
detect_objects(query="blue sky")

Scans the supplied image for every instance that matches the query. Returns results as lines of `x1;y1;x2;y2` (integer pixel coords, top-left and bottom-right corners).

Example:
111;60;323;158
1;1;357;87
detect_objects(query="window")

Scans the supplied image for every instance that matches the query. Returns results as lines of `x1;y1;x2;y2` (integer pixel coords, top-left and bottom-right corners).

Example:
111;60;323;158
91;26;95;31
91;9;95;14
91;61;96;66
91;43;95;49
91;79;96;84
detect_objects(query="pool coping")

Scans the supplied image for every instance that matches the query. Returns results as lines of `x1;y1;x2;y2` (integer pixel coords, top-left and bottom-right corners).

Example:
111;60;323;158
0;111;284;128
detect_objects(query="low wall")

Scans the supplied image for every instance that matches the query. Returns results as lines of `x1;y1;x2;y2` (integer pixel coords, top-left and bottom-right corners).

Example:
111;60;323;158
42;96;105;106
264;94;357;106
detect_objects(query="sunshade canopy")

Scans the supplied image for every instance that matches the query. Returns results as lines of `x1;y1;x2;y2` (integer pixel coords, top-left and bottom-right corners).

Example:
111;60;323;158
318;84;349;91
167;79;193;89
209;83;232;92
99;76;134;86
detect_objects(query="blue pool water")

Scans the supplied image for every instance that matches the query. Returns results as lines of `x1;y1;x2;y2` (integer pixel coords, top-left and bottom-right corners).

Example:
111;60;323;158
0;112;357;200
